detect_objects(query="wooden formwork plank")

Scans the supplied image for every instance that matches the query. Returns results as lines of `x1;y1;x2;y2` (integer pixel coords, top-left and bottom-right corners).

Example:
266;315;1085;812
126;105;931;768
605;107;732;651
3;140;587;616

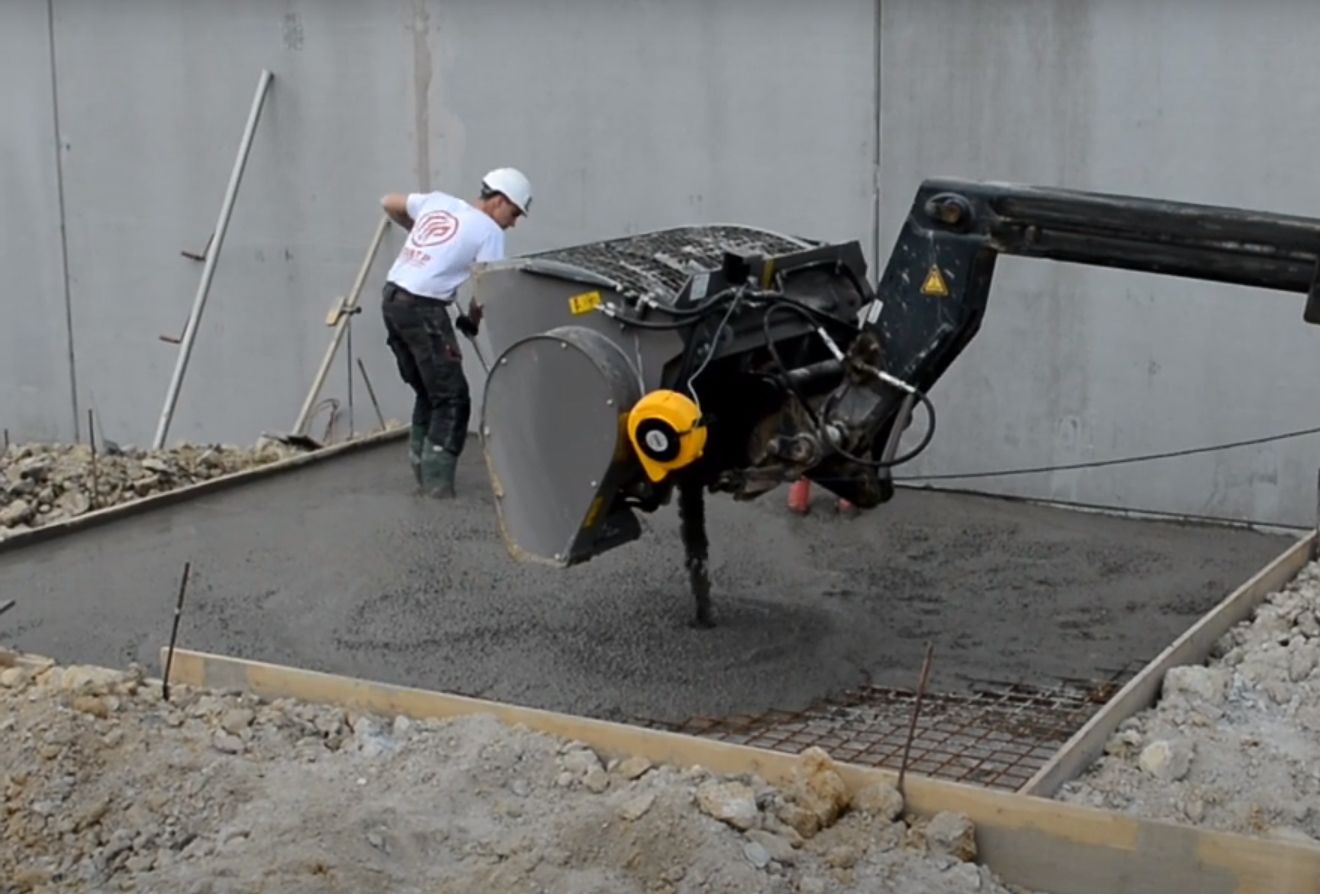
162;646;1320;894
0;426;405;555
0;648;54;672
1021;530;1315;799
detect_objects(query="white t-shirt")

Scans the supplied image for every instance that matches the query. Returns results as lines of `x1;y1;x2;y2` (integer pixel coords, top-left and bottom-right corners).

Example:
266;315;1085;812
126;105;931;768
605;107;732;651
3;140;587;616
386;191;505;300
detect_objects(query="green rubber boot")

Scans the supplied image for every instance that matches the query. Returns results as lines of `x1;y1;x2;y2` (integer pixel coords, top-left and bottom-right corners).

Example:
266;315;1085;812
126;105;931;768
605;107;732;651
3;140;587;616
419;441;458;498
408;424;427;488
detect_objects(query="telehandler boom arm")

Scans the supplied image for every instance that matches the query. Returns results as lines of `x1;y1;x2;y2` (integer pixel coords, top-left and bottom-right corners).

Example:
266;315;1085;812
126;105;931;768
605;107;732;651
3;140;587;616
876;177;1320;397
473;177;1320;626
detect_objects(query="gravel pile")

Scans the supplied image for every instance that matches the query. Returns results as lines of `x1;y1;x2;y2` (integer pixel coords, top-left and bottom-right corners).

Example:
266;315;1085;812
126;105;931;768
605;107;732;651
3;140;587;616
1056;557;1320;844
0;655;1043;894
0;440;309;540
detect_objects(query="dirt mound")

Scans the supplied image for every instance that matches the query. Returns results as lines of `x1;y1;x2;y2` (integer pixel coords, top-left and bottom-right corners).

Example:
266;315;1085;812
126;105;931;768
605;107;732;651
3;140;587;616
0;654;1039;894
1056;558;1320;845
0;440;311;539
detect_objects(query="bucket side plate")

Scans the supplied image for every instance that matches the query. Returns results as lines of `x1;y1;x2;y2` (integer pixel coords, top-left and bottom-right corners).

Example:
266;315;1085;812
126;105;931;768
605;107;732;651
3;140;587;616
480;327;644;567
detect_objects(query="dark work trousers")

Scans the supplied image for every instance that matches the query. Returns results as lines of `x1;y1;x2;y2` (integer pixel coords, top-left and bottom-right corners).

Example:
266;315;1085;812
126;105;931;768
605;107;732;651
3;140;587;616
380;281;470;456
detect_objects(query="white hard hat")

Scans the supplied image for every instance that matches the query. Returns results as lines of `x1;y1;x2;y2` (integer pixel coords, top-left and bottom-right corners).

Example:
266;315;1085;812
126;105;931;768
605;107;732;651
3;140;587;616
482;167;533;215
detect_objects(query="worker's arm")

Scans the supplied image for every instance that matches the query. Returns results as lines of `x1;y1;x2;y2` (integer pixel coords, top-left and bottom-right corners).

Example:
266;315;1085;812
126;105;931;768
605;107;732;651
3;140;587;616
381;193;414;230
457;227;506;335
475;227;507;264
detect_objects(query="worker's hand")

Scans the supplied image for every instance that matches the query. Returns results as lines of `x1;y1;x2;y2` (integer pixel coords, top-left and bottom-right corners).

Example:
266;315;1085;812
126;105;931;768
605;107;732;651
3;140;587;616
455;313;478;339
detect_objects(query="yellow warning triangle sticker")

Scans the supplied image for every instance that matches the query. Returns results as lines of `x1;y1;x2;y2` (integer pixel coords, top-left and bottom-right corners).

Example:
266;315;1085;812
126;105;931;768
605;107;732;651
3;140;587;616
920;265;949;297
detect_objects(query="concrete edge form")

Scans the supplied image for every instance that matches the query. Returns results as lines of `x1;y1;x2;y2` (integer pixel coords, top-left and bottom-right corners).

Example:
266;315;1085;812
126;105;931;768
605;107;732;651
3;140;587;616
1020;530;1316;798
0;426;406;555
0;649;55;673
160;645;1320;894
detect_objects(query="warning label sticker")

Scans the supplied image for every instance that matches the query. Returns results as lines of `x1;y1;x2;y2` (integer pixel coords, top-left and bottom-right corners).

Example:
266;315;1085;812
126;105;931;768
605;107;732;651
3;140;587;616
568;290;603;315
920;265;949;297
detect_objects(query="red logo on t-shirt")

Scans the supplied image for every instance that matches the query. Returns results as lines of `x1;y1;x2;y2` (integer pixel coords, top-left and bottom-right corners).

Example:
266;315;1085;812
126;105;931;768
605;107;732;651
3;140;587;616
411;211;460;247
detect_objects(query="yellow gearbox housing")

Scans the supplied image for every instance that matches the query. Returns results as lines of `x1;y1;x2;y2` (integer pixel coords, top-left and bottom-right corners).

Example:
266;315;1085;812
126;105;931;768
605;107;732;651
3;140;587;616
626;389;708;483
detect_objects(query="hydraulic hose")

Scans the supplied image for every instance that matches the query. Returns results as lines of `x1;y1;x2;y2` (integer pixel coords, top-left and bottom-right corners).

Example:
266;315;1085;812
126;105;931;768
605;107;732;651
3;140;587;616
762;301;938;469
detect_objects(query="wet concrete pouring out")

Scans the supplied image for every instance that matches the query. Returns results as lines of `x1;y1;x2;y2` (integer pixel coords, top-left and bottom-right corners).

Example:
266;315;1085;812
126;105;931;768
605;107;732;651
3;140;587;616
0;440;1292;770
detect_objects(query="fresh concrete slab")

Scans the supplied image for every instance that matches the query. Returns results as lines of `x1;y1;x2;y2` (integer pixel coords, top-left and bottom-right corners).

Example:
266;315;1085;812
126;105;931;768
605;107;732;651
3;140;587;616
0;441;1292;724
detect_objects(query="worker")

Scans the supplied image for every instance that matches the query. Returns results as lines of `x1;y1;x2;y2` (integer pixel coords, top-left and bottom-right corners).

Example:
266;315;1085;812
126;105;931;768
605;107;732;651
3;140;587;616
378;167;533;498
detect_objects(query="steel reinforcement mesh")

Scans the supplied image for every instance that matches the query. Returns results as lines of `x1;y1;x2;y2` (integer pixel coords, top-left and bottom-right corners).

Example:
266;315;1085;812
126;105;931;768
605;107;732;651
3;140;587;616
528;226;809;299
630;665;1139;792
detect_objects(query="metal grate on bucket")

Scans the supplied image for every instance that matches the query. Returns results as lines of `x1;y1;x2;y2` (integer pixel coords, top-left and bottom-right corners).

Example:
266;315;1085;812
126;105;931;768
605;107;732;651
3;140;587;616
529;225;810;300
630;666;1138;792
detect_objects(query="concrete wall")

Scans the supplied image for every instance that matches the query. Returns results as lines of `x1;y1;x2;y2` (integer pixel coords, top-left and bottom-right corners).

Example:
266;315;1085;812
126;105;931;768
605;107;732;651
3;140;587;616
7;0;1320;526
1;2;74;443
51;0;422;448
3;0;877;450
879;0;1320;527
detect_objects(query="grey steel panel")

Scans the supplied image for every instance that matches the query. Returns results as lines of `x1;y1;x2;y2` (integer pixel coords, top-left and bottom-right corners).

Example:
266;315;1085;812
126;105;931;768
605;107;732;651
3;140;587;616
473;266;684;393
481;326;643;566
524;225;812;301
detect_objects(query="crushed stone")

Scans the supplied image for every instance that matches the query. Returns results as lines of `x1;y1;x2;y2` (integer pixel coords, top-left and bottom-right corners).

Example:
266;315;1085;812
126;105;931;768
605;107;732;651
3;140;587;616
0;438;321;540
1056;558;1320;845
0;654;1050;894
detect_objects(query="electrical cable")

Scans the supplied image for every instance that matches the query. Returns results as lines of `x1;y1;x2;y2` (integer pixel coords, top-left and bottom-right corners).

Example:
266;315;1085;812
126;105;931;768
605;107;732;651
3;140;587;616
793;474;1313;533
599;285;742;330
685;291;744;408
890;424;1320;481
895;483;1315;533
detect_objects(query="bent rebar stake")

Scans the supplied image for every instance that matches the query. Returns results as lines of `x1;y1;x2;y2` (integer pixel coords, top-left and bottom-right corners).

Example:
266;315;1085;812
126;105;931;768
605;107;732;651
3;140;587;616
162;561;192;702
898;642;935;796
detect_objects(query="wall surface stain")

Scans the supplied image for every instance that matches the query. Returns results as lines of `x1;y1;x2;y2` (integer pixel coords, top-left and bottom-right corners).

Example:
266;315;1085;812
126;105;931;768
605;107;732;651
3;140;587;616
412;0;432;191
282;11;304;51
